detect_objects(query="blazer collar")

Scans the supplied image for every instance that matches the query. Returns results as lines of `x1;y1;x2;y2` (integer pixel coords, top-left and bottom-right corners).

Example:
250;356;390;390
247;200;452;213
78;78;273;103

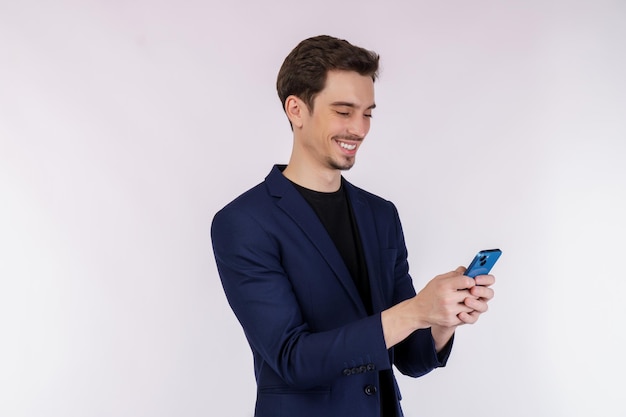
265;165;383;314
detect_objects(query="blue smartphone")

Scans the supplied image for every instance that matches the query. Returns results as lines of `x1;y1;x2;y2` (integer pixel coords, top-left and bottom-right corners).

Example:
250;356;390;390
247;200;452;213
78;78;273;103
465;249;502;278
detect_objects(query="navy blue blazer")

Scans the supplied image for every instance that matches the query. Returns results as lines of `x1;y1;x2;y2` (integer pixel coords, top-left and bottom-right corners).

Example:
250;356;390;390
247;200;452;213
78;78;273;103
211;165;451;417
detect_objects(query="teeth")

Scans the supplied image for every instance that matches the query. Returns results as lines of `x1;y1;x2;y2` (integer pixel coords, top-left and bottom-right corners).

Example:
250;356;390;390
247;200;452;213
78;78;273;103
339;142;357;150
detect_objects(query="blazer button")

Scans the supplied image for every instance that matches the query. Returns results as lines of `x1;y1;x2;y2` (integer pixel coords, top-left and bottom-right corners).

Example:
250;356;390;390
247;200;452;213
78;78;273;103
364;384;378;396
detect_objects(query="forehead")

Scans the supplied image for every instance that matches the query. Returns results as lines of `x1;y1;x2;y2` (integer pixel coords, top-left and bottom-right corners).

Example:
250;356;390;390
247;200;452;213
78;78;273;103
316;70;375;107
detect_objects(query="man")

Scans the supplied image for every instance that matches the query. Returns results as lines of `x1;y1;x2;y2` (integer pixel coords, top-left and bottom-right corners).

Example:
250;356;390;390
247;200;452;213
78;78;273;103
211;35;495;417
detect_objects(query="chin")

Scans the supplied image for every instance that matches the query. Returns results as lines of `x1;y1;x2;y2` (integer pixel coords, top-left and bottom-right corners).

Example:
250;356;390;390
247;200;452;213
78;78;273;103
330;160;355;171
327;154;357;171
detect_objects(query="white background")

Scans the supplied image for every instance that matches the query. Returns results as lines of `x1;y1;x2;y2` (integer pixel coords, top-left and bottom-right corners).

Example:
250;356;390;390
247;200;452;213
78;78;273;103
1;1;625;416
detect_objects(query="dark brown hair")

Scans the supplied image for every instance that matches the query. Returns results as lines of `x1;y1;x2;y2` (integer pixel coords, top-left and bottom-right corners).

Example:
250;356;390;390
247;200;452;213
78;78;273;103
276;35;380;113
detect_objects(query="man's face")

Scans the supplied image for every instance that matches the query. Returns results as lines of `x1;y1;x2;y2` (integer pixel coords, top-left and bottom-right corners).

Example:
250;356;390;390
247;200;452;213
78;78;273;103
299;70;375;171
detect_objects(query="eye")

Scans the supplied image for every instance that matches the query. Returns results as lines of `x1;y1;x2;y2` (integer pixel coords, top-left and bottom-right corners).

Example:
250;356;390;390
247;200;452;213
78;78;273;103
364;113;373;119
336;111;350;117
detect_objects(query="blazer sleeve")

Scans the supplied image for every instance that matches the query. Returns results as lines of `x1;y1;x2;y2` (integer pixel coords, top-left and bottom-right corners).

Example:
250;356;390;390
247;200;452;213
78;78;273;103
387;203;453;377
211;204;392;389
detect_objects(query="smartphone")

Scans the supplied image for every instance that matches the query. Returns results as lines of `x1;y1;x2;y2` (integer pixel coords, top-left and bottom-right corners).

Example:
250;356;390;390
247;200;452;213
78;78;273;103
465;249;502;278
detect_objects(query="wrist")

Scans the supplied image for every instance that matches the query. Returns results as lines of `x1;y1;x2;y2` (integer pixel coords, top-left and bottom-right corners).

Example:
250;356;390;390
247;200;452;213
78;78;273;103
430;325;455;352
381;298;429;349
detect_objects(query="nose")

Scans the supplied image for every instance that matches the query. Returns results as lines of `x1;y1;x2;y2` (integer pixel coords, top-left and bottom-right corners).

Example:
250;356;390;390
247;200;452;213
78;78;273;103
347;116;369;138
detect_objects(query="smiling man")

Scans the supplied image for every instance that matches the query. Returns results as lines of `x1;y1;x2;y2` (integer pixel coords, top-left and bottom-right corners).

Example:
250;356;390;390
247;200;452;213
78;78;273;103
282;69;375;181
211;35;495;417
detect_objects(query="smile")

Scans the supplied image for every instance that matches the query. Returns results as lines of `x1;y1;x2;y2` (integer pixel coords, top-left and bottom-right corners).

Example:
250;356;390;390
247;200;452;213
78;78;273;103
338;141;357;151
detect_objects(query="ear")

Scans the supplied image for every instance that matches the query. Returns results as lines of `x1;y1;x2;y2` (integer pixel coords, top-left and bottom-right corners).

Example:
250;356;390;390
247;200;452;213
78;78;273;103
284;95;306;129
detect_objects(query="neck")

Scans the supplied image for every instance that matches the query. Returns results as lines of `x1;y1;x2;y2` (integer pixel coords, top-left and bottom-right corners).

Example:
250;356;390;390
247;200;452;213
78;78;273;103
282;158;342;193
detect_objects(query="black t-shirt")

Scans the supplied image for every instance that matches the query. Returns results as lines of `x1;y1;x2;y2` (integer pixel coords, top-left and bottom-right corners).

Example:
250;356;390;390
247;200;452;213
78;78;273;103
292;180;373;314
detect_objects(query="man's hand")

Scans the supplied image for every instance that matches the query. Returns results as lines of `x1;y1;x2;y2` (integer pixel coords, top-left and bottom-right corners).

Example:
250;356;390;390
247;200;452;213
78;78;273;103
430;267;496;350
457;271;496;324
413;266;476;328
381;267;496;349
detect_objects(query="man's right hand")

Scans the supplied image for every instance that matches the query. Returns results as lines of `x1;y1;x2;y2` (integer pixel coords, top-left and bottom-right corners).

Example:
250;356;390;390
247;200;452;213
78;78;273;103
381;266;495;349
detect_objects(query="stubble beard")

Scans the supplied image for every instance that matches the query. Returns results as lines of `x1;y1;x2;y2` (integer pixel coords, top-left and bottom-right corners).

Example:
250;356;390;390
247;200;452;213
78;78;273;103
328;155;356;171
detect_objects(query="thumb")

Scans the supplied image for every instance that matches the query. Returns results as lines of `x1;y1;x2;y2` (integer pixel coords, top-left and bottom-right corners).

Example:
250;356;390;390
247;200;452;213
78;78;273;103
455;265;467;275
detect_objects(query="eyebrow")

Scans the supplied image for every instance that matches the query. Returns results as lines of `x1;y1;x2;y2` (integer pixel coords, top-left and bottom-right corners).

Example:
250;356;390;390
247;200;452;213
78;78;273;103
330;101;377;110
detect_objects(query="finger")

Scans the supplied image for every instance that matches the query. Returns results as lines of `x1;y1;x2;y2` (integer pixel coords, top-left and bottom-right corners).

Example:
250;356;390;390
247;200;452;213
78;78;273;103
453;289;476;304
457;311;479;324
455;265;467;275
470;285;494;300
453;275;476;291
464;297;489;313
474;274;495;287
456;298;477;316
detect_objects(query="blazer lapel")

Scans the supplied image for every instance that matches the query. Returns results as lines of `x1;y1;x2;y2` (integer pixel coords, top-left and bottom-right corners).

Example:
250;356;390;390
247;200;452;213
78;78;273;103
344;181;385;313
265;166;367;315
